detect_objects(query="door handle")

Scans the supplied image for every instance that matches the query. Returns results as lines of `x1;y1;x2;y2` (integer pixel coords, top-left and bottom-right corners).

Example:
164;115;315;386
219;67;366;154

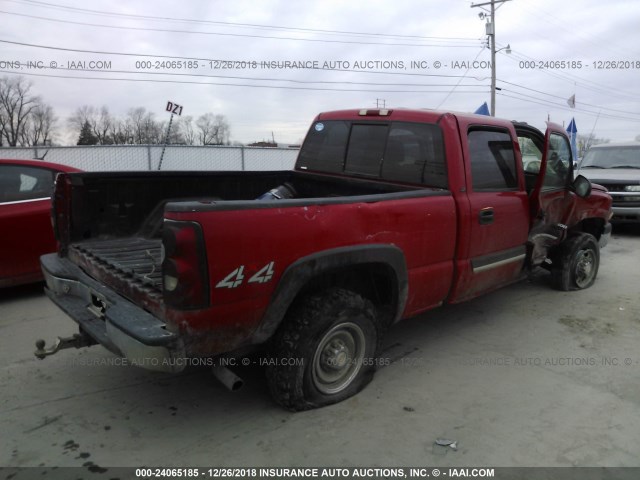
479;207;494;225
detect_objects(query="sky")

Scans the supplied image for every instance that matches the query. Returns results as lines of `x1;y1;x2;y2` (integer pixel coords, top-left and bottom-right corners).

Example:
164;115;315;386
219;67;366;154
1;0;639;145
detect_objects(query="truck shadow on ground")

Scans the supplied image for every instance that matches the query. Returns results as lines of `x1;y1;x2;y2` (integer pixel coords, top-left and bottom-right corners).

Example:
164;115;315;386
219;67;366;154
611;223;640;237
0;281;45;303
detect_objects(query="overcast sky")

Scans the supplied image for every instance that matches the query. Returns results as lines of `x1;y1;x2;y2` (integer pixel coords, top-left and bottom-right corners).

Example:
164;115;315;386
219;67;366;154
1;0;639;145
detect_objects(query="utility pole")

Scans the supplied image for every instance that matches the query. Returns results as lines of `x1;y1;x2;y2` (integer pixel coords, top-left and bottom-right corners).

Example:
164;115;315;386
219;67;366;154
471;0;511;116
375;98;386;108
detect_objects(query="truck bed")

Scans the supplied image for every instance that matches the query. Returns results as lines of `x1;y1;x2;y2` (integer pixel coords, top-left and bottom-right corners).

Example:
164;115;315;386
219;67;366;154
57;170;437;308
59;170;427;244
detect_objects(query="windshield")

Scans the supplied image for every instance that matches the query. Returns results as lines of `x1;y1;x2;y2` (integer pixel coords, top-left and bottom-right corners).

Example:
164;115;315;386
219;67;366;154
581;145;640;169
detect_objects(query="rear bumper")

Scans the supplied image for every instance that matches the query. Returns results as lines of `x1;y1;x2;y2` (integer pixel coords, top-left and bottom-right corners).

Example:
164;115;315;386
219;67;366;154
40;253;185;372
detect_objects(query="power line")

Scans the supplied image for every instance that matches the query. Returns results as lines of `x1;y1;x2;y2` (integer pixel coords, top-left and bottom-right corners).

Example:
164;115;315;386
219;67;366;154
6;0;481;43
0;10;483;48
0;69;490;94
0;39;489;80
1;64;489;88
497;91;640;124
498;80;640;117
4;42;636;122
436;47;486;109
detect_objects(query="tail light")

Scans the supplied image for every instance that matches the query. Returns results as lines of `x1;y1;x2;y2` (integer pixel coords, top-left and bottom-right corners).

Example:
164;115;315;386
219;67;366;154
162;220;209;309
52;172;73;256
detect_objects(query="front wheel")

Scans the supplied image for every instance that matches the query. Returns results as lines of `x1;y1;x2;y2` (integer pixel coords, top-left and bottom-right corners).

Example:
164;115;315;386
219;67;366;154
550;233;600;291
266;288;381;411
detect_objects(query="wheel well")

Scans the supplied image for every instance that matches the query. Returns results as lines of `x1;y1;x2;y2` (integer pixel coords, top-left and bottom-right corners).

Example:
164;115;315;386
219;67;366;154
297;263;399;326
573;218;605;240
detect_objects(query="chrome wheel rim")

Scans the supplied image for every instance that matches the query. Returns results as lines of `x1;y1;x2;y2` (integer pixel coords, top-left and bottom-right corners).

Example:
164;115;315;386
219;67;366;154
575;248;596;288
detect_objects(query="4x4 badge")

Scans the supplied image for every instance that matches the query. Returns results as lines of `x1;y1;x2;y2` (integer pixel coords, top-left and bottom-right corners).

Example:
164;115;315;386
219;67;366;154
216;262;275;289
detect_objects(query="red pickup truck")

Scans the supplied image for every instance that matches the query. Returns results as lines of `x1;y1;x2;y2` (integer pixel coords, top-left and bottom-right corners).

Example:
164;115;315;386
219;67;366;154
38;108;612;410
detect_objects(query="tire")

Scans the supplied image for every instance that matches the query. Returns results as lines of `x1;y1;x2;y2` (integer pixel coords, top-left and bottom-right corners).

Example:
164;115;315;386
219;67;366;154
266;288;381;411
550;233;600;291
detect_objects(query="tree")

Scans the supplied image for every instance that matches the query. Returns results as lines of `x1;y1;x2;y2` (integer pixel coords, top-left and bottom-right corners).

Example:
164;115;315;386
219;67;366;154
127;107;163;144
0;76;41;146
68;105;113;145
108;118;133;144
196;113;230;145
21;103;56;146
65;105;232;146
160;118;185;145
577;133;609;156
94;106;113;144
77;120;98;145
179;116;197;145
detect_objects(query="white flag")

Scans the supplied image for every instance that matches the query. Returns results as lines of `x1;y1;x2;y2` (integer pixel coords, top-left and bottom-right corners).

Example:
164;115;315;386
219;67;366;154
567;94;576;108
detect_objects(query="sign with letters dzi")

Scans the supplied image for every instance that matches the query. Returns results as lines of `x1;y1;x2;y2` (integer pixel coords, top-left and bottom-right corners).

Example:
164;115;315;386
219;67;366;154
166;101;183;116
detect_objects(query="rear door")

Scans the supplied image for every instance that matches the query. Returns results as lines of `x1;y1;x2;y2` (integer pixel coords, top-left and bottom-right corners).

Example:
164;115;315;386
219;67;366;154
448;125;530;302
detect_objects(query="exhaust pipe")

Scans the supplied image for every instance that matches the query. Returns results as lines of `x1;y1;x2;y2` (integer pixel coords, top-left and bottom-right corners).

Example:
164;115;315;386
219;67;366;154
212;365;244;391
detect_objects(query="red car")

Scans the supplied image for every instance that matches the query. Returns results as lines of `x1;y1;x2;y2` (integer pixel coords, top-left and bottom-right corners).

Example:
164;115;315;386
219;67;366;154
0;159;81;287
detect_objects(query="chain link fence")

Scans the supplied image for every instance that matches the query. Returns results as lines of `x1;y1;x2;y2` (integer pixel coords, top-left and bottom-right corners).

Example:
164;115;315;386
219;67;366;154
0;145;299;171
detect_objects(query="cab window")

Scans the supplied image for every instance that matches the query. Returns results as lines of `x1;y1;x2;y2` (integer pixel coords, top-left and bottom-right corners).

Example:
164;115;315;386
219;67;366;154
468;129;518;191
543;133;572;190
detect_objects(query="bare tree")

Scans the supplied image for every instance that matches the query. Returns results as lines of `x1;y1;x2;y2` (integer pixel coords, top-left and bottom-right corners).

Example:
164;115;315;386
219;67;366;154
179;116;197;145
127;107;164;144
65;105;232;146
0;76;41;146
108;118;134;144
21;103;57;146
578;133;609;156
160;118;185;145
94;106;113;144
196;113;230;145
68;105;93;141
68;105;113;144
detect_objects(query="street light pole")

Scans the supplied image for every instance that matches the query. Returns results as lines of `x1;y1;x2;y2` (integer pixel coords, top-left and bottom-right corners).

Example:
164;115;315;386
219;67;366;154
471;0;511;116
490;0;496;116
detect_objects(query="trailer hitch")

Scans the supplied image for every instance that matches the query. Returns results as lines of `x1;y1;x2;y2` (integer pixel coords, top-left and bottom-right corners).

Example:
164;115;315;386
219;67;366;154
34;333;96;359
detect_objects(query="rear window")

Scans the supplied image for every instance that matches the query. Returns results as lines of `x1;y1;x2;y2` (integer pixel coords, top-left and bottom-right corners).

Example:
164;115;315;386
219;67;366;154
297;120;447;187
344;124;389;177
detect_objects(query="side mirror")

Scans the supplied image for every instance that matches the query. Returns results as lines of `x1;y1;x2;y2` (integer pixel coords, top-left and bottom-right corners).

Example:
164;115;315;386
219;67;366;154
572;174;592;198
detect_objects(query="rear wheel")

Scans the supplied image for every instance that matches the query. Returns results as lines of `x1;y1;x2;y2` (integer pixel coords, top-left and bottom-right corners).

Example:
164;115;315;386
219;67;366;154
266;288;381;411
550;233;600;291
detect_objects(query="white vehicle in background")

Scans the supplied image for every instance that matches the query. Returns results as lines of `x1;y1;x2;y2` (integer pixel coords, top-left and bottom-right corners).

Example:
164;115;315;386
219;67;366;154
577;142;640;223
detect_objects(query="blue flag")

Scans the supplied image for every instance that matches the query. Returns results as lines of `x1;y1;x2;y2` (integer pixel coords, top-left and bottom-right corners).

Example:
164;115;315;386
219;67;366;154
474;102;490;116
566;118;578;161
